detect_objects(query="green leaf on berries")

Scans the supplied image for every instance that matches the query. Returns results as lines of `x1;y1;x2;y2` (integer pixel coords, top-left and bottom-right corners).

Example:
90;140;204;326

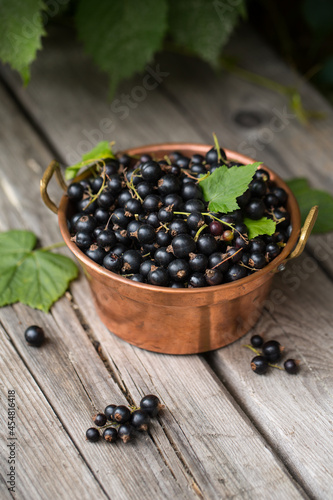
286;177;333;233
75;0;168;96
168;0;246;67
0;0;46;84
0;230;78;312
243;217;276;240
200;163;260;213
65;141;115;180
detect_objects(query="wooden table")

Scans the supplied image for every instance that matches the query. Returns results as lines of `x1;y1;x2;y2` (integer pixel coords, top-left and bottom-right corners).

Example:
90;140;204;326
1;26;332;499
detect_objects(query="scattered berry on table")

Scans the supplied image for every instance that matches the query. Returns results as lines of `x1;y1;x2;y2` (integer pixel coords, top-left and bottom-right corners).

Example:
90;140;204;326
250;335;264;348
103;427;118;443
24;325;45;347
104;404;116;421
92;413;107;427
262;340;284;362
113;405;131;424
251;356;269;375
86;427;100;442
130;410;150;431
284;359;299;374
140;394;162;417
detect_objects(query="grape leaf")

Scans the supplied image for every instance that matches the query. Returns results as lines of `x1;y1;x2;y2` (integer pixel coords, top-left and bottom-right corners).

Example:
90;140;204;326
0;230;78;312
0;0;46;84
168;0;246;67
65;141;115;180
75;0;168;96
286;178;333;234
200;163;260;213
243;217;276;240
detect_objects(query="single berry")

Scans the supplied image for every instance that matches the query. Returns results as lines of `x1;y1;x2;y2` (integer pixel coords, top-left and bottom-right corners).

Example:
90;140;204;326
93;413;107;427
187;212;205;231
118;424;133;443
137;224;156;244
168;259;190;282
205;268;223;286
113;405;131;424
85;245;106;265
148;267;170;287
67;182;84;201
248;252;266;269
251;335;264;348
141;161;162;183
75;231;93;250
196;234;217;256
75;214;97;233
245;199;265;220
284;359;299;374
104;404;116;421
209;220;224;236
97;189;115;209
251;356;268;375
96;229;117;249
86;427;100;442
262;340;283;362
130;410;150;431
103;427;118;443
140;394;162;417
189;253;208;273
188;272;207;288
154;247;174;267
172;234;196;259
103;253;123;272
24;325;45;347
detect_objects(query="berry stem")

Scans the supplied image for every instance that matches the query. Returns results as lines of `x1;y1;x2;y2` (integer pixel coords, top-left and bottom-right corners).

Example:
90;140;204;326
164;155;172;165
213;132;223;164
194;224;208;242
242;344;261;356
212;247;243;269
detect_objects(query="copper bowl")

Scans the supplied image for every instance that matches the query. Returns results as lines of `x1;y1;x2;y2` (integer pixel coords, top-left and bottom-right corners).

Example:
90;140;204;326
41;143;308;354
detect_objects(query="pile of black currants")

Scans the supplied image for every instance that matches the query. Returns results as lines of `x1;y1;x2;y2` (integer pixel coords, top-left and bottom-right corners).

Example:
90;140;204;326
86;394;163;443
245;334;299;375
67;145;291;288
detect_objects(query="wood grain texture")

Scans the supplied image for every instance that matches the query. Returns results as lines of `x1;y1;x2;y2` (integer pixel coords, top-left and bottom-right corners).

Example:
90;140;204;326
0;322;107;500
0;71;306;498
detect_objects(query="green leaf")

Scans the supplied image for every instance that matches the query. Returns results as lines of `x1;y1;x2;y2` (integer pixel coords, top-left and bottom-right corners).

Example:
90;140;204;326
65;141;115;180
168;0;245;67
0;230;78;312
0;0;46;84
200;163;260;213
75;0;168;96
286;178;333;233
243;217;276;240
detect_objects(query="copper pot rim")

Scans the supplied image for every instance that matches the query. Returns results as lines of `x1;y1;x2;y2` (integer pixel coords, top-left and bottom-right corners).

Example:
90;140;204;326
58;143;301;294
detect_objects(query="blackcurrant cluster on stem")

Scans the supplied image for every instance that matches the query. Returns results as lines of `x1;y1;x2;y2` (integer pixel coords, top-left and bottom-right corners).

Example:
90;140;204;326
244;335;300;375
86;394;164;444
68;142;291;288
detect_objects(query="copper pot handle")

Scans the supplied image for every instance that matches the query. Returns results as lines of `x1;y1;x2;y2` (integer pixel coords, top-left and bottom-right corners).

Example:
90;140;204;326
275;205;318;272
40;161;67;214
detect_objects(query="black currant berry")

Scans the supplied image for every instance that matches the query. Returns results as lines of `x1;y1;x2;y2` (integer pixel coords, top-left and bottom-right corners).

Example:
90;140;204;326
103;253;123;272
189;253;208;273
75;214;97;233
105;404;116;421
113;405;131;424
122;250;143;274
103;427;118;443
251;335;264;348
181;182;203;200
24;325;45;347
154;247;174;267
143;194;163;213
117;190;132;207
158;174;181;195
169;219;190;237
85;245;106;265
205;268;223;286
205;146;227;164
249;238;266;254
141;161;162;183
67;182;84;201
184;199;205;213
187;212;205;231
75;231;94;250
130;410;149;431
172;234;196;258
118;424;133;443
156;229;171;247
245;199;265;220
209;220;224;236
226;264;248;282
125;198;142;215
93;413;107;427
251;356;268;375
266;243;280;261
196;234;217;256
86;427;100;442
137;224;156;244
148;267;170;287
168;259;190;282
272;187;287;205
248;252;266;269
188;272;207;288
96;229;117;249
158;207;174;223
284;359;299;374
262;340;283;362
140;394;162;417
97;189;114;209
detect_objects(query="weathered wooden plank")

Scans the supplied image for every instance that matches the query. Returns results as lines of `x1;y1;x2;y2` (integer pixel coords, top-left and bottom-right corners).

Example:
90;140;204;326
206;256;333;497
0;321;107;500
0;79;306;497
